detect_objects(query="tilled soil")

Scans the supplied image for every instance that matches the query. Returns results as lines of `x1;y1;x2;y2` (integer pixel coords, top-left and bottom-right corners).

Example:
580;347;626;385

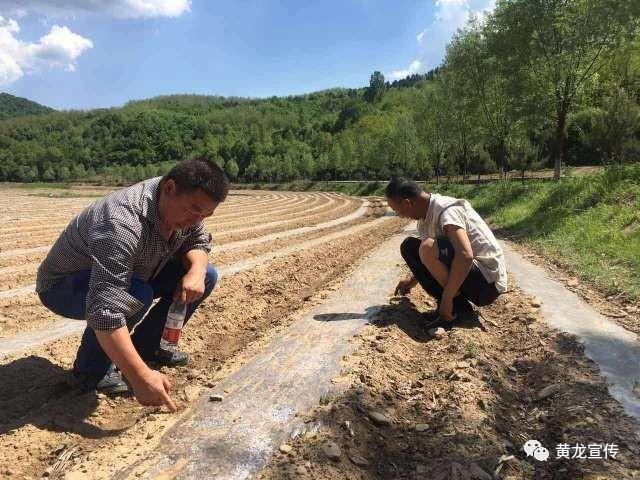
0;199;363;294
259;272;640;480
212;216;376;266
0;211;380;340
0;217;406;479
0;192;340;251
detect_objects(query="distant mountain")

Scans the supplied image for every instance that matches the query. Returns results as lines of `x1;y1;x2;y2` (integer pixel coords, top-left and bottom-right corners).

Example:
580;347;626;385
0;93;55;121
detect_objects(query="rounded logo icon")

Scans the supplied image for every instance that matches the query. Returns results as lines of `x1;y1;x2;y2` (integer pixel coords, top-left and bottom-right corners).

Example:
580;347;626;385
524;439;542;457
533;447;550;462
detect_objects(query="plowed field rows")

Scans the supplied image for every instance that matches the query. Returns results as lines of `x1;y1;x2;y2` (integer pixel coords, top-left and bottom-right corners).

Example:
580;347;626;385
0;184;406;479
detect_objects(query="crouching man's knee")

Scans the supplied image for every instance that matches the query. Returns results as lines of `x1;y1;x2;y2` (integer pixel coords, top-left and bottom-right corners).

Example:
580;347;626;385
203;264;219;298
418;238;438;264
400;237;421;262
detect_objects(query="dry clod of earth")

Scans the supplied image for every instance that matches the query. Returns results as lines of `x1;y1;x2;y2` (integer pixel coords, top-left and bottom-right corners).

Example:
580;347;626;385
367;409;393;426
279;443;293;454
321;440;342;461
535;383;563;401
530;297;543;307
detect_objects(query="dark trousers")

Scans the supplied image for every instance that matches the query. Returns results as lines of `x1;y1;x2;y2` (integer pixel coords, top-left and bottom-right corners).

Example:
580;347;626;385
39;258;218;376
400;236;499;307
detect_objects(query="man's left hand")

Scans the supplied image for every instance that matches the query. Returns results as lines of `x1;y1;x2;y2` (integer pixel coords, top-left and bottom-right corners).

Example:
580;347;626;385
176;269;206;304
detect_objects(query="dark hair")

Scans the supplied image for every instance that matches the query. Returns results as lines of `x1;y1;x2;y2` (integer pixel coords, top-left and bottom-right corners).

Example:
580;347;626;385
385;176;422;200
164;157;230;202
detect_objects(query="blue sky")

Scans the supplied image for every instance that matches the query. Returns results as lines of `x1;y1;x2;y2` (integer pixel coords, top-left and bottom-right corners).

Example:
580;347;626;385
0;1;495;110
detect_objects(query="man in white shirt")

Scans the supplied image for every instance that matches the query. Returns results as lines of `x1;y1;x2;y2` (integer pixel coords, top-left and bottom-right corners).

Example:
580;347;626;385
385;177;507;326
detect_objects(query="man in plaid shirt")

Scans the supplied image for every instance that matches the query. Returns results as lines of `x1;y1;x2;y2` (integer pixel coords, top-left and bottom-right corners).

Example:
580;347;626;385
37;158;229;411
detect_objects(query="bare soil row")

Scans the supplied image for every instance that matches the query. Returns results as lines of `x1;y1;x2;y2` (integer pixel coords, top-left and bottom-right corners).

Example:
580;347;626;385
0;215;406;480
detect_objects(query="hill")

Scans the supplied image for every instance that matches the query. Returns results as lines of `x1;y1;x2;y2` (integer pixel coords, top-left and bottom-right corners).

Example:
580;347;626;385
0;93;54;121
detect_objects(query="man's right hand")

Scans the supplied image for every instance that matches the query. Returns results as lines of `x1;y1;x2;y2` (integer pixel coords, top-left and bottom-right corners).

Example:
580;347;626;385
394;278;415;296
129;368;177;412
94;327;178;412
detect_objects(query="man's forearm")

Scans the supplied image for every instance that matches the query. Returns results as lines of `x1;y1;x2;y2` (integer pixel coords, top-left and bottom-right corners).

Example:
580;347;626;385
184;249;208;275
94;327;150;382
442;254;472;300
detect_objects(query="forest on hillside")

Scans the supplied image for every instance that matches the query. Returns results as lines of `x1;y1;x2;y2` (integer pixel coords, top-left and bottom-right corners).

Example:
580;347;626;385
0;0;638;184
0;93;54;122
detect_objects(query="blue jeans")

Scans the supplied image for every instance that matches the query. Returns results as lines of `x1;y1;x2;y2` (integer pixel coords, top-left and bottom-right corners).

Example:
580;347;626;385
39;258;218;376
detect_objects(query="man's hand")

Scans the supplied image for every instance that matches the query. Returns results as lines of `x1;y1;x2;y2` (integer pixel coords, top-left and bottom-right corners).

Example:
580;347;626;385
176;269;206;304
129;368;177;412
394;277;416;296
94;327;177;412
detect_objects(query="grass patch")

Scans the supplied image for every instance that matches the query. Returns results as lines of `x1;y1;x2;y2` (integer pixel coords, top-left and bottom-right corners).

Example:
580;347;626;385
3;181;71;189
239;165;640;300
28;192;102;198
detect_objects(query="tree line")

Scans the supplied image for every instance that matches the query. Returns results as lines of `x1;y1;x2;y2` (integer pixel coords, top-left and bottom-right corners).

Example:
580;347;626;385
0;0;638;184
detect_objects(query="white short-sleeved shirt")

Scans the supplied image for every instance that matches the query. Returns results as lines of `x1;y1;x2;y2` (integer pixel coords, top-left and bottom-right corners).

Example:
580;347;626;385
417;193;507;293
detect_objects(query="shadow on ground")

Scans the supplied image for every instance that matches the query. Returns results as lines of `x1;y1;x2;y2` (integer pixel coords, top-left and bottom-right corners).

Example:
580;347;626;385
0;355;127;439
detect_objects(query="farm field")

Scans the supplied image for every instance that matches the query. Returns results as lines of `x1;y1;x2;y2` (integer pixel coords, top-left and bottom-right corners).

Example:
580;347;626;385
0;185;638;480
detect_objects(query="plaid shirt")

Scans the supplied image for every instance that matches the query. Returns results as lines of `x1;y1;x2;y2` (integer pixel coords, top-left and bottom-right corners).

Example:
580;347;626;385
36;177;212;331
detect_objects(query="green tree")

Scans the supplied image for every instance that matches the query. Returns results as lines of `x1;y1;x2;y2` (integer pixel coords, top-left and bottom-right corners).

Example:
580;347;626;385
507;135;543;183
489;0;640;179
364;71;386;104
446;20;517;178
589;87;640;163
57;165;71;181
42;167;56;181
71;163;87;179
225;158;240;180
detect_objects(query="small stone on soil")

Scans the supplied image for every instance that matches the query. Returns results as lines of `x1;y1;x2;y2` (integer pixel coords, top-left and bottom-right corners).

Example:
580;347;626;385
428;327;446;338
279;444;292;454
536;383;562;401
321;441;341;461
209;394;224;402
530;297;543;308
367;409;392;426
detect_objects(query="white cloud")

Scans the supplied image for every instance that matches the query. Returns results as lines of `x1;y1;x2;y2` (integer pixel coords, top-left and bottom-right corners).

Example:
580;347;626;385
0;15;93;87
0;51;22;85
390;60;423;81
0;0;191;19
388;0;495;80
